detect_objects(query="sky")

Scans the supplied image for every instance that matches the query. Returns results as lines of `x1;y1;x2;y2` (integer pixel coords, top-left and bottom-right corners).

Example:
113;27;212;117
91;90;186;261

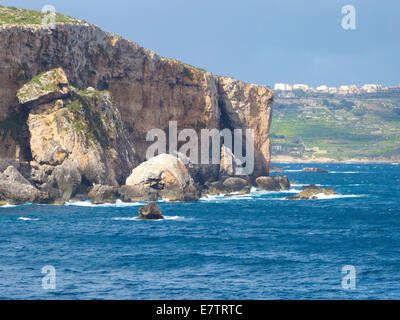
1;0;399;87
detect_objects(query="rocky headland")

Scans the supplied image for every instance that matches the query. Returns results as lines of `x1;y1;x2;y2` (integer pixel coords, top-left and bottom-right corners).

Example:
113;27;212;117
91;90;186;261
0;6;281;205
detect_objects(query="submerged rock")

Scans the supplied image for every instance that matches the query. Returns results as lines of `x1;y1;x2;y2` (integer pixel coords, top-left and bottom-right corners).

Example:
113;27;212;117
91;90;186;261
256;176;290;191
286;185;335;200
137;202;164;220
302;168;329;173
126;154;199;201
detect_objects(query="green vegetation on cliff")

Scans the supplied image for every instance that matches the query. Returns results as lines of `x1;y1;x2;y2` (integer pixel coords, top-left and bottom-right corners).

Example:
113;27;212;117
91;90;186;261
271;91;400;161
0;5;84;26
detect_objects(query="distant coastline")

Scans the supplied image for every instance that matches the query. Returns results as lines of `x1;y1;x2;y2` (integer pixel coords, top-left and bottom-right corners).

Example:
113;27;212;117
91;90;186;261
271;156;400;164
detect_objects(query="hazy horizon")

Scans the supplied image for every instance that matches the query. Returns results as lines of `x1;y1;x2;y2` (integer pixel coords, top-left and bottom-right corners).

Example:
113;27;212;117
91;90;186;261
1;0;399;87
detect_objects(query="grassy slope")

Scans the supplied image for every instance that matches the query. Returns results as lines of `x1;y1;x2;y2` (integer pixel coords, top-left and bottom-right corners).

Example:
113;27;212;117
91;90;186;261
0;5;84;25
271;91;400;161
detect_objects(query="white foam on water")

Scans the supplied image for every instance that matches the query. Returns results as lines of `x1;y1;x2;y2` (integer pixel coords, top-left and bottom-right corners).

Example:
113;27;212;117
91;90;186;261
250;188;300;195
285;169;303;172
0;203;32;208
309;193;364;200
65;199;145;207
18;217;39;221
0;204;17;208
329;171;359;174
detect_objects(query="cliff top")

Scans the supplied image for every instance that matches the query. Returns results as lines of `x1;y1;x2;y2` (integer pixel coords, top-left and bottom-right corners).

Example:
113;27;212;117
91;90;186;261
0;5;85;26
0;5;272;92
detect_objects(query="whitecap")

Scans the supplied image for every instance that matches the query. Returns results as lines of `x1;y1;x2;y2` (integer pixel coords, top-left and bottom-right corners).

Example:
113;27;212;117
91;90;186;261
284;169;303;172
0;204;17;208
0;203;32;208
308;193;364;200
250;188;301;194
18;217;40;221
329;171;359;174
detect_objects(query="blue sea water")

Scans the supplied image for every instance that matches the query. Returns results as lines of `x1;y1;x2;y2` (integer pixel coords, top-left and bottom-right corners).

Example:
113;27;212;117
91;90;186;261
0;163;400;300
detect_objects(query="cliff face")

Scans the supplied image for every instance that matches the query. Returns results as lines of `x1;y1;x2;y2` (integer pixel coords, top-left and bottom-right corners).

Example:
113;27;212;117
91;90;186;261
0;19;273;179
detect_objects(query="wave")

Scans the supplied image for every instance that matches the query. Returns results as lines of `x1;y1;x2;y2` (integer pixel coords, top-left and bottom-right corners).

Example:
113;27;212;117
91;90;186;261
329;171;359;174
0;204;17;208
0;203;33;209
200;188;301;202
65;199;145;207
18;217;40;221
306;193;364;200
284;169;303;172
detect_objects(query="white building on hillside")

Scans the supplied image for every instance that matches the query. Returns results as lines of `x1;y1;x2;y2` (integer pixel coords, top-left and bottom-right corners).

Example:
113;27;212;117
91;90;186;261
293;84;310;91
274;83;293;91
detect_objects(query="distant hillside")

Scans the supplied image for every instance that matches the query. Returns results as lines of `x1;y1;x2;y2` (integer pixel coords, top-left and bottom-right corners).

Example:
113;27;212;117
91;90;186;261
271;90;400;162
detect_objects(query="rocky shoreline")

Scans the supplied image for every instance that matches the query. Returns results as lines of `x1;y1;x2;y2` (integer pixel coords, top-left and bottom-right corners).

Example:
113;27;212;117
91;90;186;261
0;67;283;206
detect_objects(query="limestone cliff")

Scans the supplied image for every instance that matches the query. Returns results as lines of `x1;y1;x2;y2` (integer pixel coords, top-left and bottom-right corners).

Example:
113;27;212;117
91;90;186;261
17;68;138;201
0;6;273;186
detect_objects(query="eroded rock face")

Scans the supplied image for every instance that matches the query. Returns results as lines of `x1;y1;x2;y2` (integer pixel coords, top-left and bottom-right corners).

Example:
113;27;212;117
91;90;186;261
125;154;198;201
256;176;290;191
0;21;273;180
217;77;273;177
286;185;335;200
2;165;30;185
15;68;138;202
17;68;70;106
137;202;164;220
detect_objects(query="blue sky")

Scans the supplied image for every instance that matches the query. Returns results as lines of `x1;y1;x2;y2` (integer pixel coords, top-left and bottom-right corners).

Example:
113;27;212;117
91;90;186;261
2;0;399;87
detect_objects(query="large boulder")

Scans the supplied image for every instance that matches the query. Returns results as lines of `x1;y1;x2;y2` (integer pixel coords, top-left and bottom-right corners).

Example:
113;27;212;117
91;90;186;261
87;184;119;204
0;166;49;204
256;176;290;191
137;202;164;220
204;177;250;195
48;160;82;201
2;166;31;185
286;185;335;200
125;154;199;201
118;185;158;202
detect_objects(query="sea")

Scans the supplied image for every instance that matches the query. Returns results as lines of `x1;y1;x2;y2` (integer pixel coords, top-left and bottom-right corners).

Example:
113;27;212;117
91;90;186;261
0;163;399;300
